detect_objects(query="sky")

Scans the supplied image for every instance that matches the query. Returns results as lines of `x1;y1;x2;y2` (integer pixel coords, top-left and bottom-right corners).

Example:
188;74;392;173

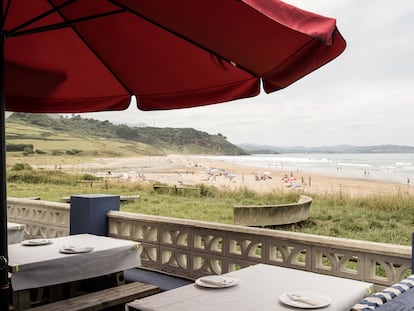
83;1;414;147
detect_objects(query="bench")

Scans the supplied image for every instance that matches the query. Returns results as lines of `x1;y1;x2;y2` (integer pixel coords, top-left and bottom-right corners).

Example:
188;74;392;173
26;282;160;311
153;184;201;196
124;267;193;292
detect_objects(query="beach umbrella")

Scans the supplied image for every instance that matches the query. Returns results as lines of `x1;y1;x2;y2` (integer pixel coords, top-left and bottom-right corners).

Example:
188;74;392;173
0;0;346;307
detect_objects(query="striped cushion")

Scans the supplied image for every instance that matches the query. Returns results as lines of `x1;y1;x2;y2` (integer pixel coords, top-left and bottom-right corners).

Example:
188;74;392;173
350;275;414;310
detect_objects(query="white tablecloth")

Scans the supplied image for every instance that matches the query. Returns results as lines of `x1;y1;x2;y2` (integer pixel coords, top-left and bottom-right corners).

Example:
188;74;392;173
8;234;141;291
7;222;26;244
127;264;373;311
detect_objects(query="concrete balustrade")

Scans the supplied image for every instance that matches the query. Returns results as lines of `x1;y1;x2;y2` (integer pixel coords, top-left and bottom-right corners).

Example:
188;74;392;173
7;197;70;238
7;197;412;290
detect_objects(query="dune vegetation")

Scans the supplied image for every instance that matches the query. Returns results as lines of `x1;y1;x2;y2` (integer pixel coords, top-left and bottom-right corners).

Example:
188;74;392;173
6;163;414;246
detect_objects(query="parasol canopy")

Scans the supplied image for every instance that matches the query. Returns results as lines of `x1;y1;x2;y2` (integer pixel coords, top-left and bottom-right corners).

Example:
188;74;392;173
3;0;345;113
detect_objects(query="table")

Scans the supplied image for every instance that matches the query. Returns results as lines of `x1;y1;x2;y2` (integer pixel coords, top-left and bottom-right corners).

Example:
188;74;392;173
127;264;373;311
7;222;26;244
8;234;141;310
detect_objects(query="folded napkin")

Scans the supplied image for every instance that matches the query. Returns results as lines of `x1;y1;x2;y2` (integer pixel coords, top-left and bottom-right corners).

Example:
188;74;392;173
279;290;331;309
287;292;330;307
59;245;94;254
198;275;237;286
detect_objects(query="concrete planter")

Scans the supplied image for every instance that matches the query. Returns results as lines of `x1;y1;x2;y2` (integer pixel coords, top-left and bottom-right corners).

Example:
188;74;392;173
233;195;312;226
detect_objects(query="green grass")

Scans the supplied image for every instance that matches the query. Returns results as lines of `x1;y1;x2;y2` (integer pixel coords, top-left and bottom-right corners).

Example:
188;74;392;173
6;122;162;157
6;168;414;246
275;192;414;245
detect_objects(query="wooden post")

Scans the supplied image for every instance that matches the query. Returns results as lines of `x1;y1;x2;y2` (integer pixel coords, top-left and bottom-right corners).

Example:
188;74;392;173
0;5;10;308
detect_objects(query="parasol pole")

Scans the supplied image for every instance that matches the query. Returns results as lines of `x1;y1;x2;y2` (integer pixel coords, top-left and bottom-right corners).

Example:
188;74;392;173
0;0;10;308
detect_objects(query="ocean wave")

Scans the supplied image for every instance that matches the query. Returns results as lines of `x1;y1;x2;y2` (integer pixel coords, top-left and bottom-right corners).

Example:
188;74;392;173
199;153;414;184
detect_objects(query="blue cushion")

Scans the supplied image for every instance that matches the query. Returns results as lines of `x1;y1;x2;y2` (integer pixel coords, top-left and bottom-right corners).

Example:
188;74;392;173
124;268;192;291
374;287;414;310
351;276;414;310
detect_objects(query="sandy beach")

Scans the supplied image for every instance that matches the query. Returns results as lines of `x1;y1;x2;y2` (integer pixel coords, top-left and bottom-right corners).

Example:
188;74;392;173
51;155;414;197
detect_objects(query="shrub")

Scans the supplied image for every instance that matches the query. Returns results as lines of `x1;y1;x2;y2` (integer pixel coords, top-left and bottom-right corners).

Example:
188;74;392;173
6;143;34;152
7;169;79;185
11;163;33;171
23;146;34;154
7;172;48;183
81;173;99;180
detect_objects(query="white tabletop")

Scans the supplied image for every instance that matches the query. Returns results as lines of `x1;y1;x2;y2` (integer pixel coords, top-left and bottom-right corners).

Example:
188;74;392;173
127;263;373;311
7;222;26;244
8;234;141;291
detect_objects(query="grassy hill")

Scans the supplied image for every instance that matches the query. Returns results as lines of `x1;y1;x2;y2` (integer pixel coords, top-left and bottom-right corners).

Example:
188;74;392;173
6;113;247;157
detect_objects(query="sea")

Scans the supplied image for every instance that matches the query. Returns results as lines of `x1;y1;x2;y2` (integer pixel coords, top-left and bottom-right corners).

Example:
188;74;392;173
196;153;414;185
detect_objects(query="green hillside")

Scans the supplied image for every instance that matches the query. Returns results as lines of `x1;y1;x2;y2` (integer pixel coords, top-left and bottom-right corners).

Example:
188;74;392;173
6;113;248;157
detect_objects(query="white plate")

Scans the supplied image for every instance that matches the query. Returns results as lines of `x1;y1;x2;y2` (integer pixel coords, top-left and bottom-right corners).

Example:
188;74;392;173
59;246;94;254
21;239;53;246
195;276;239;288
279;291;331;309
